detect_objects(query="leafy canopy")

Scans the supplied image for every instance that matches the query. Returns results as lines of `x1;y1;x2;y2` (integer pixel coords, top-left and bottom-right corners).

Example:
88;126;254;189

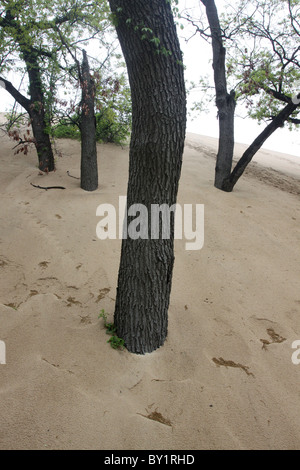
182;0;300;128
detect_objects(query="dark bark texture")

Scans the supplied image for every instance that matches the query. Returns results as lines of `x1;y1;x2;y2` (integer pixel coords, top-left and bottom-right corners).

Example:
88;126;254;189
23;50;55;172
0;6;54;172
201;0;236;190
108;0;186;354
80;50;98;191
1;54;55;172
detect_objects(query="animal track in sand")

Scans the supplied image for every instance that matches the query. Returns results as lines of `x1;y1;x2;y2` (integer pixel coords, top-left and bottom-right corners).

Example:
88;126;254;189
137;406;172;428
3;302;18;310
79;314;92;325
212;357;254;377
260;328;286;350
96;287;111;303
38;261;50;269
66;296;82;307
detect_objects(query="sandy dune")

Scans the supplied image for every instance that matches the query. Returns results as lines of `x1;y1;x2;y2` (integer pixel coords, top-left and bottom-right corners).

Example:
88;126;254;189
0;121;300;450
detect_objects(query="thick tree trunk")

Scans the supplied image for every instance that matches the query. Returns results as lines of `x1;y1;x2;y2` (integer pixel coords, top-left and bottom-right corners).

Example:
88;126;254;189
29;108;55;172
201;0;236;190
0;73;54;172
222;100;300;192
108;0;186;354
24;51;55;172
79;50;98;191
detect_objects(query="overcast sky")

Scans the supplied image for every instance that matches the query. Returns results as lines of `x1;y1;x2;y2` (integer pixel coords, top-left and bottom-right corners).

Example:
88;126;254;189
0;0;299;157
178;0;300;157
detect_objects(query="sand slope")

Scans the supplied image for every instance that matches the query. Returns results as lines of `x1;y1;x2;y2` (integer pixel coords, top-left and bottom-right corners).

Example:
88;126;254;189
0;126;300;450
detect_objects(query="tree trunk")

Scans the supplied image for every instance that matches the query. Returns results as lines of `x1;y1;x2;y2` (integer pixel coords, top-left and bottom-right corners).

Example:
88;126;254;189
23;50;55;172
222;100;300;192
215;90;236;190
79;50;98;191
29;107;55;172
0;73;54;172
201;0;236;190
108;0;186;354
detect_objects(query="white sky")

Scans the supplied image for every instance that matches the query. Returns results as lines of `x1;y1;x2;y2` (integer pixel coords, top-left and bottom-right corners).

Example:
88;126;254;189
0;0;299;157
178;0;300;157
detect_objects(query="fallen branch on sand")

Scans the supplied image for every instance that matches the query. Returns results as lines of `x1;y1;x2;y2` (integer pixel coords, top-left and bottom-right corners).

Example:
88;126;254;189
67;171;80;180
30;183;66;190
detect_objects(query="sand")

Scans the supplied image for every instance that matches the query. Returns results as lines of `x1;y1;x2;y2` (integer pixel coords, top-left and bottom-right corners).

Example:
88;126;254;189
0;117;300;450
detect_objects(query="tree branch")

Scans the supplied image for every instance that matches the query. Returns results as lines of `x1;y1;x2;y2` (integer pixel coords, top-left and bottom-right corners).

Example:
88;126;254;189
0;76;30;111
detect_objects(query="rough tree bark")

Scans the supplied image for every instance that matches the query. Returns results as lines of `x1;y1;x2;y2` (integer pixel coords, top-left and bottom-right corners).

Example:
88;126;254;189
201;0;236;190
79;50;98;191
108;0;186;354
23;50;55;172
0;51;55;173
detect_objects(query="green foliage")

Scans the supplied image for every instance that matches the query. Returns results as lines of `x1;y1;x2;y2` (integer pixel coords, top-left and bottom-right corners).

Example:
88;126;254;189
0;1;111;75
113;5;174;58
107;335;125;350
52;69;131;145
95;108;129;145
0;0;113;137
98;310;116;333
184;0;300;128
52;107;131;146
95;72;132;144
52;118;81;140
98;309;125;351
3;109;29;132
224;0;300;127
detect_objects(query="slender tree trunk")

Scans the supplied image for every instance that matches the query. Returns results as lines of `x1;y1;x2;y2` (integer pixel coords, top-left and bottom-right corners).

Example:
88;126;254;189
222;100;300;192
201;0;236;190
79;50;98;191
108;0;186;354
23;50;55;172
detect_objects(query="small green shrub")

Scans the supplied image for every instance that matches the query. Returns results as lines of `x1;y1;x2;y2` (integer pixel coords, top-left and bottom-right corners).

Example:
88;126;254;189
51;108;130;146
52;119;81;140
98;309;125;351
95;108;130;145
107;335;126;350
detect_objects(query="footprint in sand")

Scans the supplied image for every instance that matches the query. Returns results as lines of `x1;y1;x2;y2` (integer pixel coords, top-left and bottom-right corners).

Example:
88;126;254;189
260;328;286;350
96;287;111;303
137;405;172;428
38;261;50;269
212;357;254;377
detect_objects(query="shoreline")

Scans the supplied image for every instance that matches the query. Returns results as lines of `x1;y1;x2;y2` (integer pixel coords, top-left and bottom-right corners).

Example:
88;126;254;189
185;132;300;179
